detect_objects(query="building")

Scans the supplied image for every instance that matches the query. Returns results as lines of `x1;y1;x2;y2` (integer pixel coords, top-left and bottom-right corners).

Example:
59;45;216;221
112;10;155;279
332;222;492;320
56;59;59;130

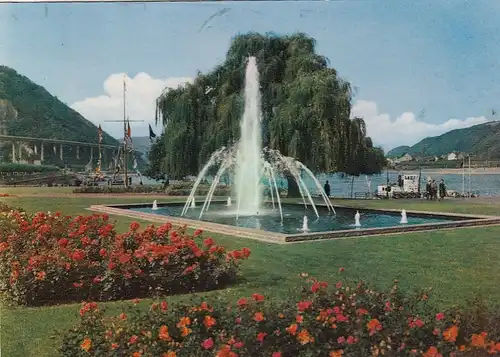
447;152;458;161
397;153;413;162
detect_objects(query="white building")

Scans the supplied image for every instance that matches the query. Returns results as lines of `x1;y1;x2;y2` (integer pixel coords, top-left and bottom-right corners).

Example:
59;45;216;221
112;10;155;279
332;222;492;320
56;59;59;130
447;152;458;161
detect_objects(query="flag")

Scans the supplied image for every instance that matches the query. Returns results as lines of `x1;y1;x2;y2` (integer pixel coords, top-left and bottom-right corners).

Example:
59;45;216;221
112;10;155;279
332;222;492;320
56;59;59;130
149;124;157;141
98;125;103;143
127;122;131;138
133;157;138;169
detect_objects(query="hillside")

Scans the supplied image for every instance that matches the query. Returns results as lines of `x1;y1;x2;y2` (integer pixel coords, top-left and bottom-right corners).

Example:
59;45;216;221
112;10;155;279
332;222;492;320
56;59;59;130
0;66;118;145
131;136;151;155
387;121;500;158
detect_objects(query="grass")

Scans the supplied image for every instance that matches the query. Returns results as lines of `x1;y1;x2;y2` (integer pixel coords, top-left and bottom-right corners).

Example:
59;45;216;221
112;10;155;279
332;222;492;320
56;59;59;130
2;188;500;356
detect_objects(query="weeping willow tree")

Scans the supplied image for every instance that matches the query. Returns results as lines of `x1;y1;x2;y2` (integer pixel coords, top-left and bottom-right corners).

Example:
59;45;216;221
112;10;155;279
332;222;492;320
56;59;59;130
149;32;386;195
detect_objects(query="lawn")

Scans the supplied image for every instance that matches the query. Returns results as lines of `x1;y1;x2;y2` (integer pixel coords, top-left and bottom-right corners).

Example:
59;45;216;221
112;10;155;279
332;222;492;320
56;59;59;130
2;188;500;356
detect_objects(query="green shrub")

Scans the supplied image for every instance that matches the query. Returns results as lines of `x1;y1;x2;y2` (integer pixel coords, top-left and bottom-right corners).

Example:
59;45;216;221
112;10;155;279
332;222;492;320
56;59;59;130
0;211;250;306
59;273;500;356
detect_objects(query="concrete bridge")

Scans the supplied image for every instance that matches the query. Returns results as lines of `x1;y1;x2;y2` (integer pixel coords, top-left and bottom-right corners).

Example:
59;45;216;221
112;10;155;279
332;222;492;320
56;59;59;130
0;134;138;167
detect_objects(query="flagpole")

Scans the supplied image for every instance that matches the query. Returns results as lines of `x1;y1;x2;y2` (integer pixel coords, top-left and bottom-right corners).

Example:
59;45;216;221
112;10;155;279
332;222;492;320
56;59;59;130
123;77;128;188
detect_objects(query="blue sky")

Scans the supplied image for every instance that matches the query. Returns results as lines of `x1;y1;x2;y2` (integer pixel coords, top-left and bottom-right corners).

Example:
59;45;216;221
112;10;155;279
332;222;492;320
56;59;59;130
1;0;499;150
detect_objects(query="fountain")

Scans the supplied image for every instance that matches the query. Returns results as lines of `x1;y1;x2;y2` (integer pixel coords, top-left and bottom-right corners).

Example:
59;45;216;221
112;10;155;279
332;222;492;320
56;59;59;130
182;56;335;221
190;198;196;208
354;211;361;227
226;197;232;206
400;209;408;224
300;215;309;232
152;200;158;210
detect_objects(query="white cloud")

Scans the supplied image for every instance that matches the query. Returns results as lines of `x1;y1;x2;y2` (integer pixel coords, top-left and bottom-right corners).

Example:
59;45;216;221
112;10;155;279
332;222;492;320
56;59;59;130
71;73;193;138
73;73;489;152
351;100;489;152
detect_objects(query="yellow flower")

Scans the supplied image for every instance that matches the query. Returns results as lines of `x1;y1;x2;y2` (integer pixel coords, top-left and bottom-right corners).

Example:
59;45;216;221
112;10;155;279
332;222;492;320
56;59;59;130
80;337;92;352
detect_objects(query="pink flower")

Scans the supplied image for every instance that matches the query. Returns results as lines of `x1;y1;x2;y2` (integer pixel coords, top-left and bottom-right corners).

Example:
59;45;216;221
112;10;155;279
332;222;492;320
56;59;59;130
337;336;346;345
272;353;282;357
202;338;214;350
436;312;445;321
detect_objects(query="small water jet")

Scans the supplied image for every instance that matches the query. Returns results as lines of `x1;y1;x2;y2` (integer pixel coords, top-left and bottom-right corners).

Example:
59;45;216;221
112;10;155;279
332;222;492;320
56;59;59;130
354;211;361;227
298;215;309;232
152;200;158;210
191;198;196;208
226;197;232;207
400;209;408;224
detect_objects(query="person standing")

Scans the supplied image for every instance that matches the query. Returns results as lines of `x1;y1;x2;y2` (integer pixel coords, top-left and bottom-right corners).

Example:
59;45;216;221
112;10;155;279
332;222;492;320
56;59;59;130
324;180;331;197
439;179;446;201
431;179;438;200
426;178;431;200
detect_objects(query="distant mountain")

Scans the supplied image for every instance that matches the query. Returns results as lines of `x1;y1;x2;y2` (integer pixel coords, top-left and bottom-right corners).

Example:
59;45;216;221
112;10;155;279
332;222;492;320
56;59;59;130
132;136;151;162
0;66;150;169
0;65;118;146
386;121;500;158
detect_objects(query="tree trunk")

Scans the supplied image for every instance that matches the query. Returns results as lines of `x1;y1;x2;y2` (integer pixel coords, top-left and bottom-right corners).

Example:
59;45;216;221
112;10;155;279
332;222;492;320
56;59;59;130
287;176;301;198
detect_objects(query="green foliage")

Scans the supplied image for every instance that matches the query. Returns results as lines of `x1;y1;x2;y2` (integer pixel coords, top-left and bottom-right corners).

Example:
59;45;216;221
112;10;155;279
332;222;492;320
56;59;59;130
387;121;500;159
0;163;60;174
151;33;385;179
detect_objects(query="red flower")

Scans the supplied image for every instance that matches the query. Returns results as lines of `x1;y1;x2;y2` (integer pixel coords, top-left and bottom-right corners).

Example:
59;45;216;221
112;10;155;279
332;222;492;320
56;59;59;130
257;332;267;342
160;301;168;311
71;249;86;261
252;293;264;302
237;298;248;307
436;312;445;321
202;338;214;350
339;267;345;273
297;301;313;312
99;248;107;257
203;238;214;246
241;247;251;258
193;229;203;237
129;222;140;231
58;238;69;248
272;353;282;357
129;335;138;344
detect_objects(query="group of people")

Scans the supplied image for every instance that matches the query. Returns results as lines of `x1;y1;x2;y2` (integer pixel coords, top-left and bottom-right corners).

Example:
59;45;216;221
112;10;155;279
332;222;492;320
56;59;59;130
426;178;447;201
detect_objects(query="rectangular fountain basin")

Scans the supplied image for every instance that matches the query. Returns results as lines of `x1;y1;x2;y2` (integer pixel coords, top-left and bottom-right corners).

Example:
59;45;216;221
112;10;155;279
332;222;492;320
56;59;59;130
88;201;500;244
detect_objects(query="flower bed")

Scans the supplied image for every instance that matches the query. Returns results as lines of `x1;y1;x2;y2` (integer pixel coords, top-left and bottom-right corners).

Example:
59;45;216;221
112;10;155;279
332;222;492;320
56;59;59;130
60;273;500;357
0;209;250;306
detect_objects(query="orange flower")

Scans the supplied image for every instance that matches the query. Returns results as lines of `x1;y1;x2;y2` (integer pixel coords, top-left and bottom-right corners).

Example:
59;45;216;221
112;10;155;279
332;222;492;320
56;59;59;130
163;352;177;357
132;352;142;357
366;319;382;336
286;324;298;335
443;325;458;342
330;351;344;357
423;346;442;357
296;315;304;323
159;325;172;341
470;332;487;348
180;326;192;337
296;329;314;345
253;312;265;322
177;317;191;327
80;337;92;352
111;343;118;350
35;271;46;281
204;315;217;329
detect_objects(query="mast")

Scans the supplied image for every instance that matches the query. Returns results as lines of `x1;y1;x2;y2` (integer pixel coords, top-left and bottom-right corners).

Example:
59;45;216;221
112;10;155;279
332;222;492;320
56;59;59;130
123;78;128;188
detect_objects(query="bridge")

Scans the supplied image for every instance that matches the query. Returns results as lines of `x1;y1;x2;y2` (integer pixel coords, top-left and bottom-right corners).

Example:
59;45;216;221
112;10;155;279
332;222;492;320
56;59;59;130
0;134;140;167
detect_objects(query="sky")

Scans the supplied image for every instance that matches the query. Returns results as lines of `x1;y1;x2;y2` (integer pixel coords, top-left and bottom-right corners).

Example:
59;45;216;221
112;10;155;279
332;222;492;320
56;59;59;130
1;0;499;151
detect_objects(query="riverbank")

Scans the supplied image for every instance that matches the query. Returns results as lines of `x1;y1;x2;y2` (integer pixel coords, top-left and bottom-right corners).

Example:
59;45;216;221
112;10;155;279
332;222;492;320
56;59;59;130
417;167;500;175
